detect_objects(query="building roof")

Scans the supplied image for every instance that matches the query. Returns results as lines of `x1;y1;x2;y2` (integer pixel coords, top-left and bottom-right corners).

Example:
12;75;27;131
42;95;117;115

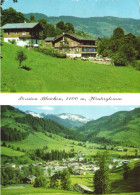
45;37;56;41
73;183;94;193
1;23;41;30
54;33;96;43
72;34;95;41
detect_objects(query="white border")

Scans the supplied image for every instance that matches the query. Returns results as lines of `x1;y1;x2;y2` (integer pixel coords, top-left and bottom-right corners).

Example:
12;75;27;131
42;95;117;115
0;93;140;105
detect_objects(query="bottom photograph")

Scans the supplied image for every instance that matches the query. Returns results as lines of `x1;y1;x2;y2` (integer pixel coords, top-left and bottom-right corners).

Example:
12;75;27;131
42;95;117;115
1;105;140;195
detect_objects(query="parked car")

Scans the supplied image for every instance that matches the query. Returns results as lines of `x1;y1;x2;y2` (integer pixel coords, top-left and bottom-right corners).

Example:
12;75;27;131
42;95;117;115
33;44;39;48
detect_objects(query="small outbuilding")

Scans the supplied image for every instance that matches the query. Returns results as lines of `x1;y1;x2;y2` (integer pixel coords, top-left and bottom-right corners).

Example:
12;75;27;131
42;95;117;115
23;176;36;184
73;183;94;194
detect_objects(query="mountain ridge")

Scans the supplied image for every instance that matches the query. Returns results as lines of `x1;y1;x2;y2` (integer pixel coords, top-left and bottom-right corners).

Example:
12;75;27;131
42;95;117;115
24;13;140;38
1;106;140;147
1;106;83;141
25;111;90;128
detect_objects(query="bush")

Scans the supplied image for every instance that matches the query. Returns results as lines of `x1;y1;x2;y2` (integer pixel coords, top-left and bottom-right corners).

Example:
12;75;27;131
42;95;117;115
8;39;16;45
34;47;66;58
131;61;140;71
33;176;47;187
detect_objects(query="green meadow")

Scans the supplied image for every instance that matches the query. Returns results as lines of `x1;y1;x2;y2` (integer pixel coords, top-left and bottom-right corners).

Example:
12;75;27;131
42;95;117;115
1;187;83;195
1;146;25;157
1;42;140;93
2;187;140;195
2;131;138;158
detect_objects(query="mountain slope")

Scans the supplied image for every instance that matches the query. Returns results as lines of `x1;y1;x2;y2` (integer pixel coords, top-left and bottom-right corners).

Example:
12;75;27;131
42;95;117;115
25;111;90;128
77;108;140;146
24;13;140;38
1;106;83;142
110;160;140;193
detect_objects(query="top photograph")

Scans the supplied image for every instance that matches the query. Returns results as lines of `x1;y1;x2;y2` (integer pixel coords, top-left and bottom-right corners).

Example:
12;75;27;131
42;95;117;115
1;0;140;93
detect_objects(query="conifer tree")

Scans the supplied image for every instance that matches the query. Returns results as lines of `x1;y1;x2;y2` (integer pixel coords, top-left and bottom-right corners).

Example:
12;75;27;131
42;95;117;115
61;169;71;190
94;152;110;194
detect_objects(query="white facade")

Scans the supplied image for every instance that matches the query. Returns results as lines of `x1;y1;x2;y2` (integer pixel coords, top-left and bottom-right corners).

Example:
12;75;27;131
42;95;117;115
4;38;19;43
4;38;39;47
67;53;81;58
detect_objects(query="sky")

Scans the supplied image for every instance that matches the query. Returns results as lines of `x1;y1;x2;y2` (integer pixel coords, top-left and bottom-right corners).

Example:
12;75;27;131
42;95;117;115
2;0;140;19
13;105;139;120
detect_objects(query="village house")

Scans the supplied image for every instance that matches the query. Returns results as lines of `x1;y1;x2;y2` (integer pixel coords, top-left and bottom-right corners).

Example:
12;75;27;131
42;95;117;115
1;23;43;47
23;176;36;184
45;33;98;58
45;37;56;47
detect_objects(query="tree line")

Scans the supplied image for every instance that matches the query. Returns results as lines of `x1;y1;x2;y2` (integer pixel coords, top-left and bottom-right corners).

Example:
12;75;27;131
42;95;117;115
27;149;75;161
1;164;71;190
1;7;75;38
98;27;140;69
1;126;29;141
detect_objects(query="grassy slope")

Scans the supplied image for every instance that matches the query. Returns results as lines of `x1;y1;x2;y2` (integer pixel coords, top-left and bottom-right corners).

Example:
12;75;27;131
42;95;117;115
110;160;140;193
3;131;139;158
1;42;140;92
78;108;140;146
1;147;25;157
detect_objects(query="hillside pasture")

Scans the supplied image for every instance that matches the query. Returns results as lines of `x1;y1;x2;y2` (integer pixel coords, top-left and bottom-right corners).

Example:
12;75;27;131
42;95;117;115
4;131;138;158
1;187;83;195
1;42;140;93
1;146;25;157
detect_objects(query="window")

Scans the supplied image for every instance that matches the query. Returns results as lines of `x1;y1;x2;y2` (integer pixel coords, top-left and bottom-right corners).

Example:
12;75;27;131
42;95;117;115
83;48;87;52
22;31;26;35
14;32;18;35
90;48;95;52
7;32;11;35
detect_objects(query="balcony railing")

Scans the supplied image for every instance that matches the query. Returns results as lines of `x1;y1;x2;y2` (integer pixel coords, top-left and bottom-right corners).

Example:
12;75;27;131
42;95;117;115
19;35;43;39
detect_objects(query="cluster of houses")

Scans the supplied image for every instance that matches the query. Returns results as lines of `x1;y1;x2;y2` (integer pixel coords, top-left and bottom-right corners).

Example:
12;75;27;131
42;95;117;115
2;157;140;194
2;22;136;61
1;22;98;58
3;156;135;178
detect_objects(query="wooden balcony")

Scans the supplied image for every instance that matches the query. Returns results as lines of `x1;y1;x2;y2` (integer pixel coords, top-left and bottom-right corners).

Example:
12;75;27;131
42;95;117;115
80;45;98;48
81;52;97;54
19;35;43;39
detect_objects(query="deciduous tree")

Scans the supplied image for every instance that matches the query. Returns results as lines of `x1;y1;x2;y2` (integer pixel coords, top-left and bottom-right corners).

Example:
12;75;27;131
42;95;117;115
16;50;27;68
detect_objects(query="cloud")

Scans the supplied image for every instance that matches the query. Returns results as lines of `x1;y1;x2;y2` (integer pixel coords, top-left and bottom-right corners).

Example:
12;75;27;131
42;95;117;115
111;106;119;110
38;106;54;111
